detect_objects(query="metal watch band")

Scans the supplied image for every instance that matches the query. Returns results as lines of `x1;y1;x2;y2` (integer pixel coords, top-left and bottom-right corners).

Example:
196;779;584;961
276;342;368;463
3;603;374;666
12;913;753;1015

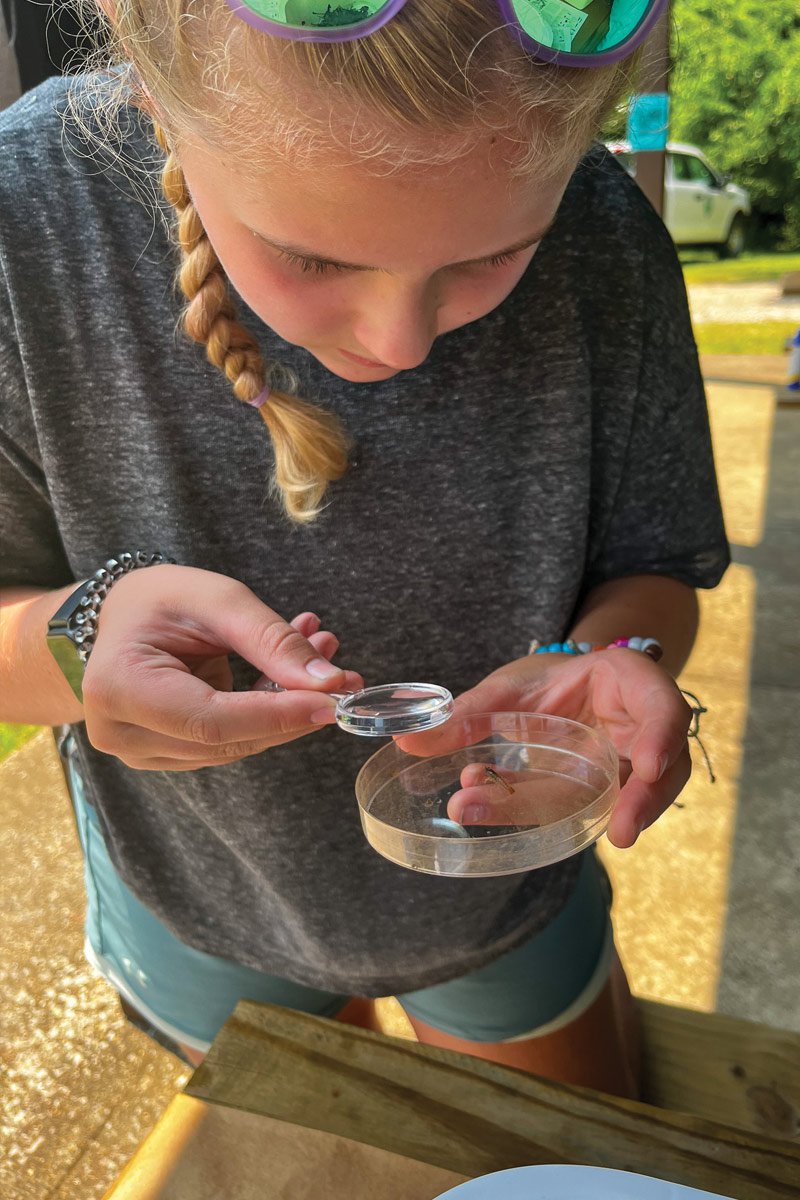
47;553;176;702
69;552;175;664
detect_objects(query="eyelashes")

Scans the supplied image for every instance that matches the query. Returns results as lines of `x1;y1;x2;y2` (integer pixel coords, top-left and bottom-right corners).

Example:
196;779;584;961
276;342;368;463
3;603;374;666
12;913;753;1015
275;247;525;278
482;251;523;269
277;250;350;276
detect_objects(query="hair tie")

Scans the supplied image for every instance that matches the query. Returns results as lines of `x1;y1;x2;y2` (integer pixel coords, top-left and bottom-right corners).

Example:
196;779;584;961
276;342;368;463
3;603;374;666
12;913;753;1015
246;386;271;409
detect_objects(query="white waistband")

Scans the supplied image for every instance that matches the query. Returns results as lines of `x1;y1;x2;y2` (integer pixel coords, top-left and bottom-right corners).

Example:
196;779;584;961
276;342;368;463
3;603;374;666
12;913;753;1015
84;936;213;1054
499;919;616;1043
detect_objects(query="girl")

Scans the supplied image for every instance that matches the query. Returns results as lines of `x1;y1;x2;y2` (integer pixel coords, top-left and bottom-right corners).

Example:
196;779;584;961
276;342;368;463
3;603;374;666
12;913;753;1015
0;0;728;1097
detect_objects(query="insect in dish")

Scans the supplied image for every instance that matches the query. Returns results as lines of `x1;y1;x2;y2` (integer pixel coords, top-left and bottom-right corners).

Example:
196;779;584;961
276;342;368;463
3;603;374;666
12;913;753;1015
483;767;515;795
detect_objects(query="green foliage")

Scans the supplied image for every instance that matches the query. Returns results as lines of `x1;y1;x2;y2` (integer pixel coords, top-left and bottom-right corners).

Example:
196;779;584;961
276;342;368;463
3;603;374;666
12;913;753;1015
680;251;800;284
693;321;795;356
671;2;800;248
0;723;40;762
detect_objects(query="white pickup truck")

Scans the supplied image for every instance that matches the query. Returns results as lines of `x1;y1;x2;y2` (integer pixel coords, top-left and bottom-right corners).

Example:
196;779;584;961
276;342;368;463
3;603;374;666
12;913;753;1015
606;141;752;258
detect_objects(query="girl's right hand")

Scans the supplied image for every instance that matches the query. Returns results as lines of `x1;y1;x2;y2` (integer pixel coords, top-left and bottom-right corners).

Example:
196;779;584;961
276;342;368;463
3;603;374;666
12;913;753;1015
81;564;364;771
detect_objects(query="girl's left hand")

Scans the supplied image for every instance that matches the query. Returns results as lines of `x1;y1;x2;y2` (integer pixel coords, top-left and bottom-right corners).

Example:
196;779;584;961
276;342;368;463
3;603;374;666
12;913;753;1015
402;649;693;849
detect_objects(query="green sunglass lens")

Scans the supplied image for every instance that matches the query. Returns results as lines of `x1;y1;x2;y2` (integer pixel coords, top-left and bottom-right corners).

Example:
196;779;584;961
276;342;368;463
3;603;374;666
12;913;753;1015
258;1;389;29
510;0;651;55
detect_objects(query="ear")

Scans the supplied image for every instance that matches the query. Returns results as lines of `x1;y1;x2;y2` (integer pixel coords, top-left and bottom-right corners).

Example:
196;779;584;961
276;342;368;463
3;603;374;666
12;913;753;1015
93;0;165;123
132;74;160;116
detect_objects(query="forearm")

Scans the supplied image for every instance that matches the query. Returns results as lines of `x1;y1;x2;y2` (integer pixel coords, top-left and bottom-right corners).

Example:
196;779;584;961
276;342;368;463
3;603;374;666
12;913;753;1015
568;574;699;677
0;584;85;725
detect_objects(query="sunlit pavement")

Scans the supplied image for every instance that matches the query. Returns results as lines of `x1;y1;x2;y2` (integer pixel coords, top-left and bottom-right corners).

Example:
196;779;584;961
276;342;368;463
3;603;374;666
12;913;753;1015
687;280;800;324
603;365;799;1025
2;359;798;1198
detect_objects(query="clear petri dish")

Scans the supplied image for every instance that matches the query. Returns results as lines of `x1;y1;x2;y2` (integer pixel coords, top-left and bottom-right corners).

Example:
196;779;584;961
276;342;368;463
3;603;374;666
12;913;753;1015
355;712;619;877
334;683;454;736
257;678;454;736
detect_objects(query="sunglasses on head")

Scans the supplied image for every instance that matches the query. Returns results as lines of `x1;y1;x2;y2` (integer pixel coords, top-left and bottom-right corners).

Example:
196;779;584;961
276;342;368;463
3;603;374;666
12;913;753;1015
222;0;667;68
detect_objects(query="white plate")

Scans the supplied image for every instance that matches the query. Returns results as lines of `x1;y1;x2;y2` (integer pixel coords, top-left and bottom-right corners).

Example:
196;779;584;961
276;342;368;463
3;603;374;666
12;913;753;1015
436;1165;734;1199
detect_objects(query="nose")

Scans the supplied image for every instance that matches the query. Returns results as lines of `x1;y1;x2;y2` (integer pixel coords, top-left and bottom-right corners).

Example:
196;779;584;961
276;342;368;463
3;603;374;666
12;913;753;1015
351;279;439;371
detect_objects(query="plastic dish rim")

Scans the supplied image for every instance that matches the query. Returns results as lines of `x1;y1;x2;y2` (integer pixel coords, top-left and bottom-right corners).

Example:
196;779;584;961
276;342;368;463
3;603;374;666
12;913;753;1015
355;710;621;849
335;681;455;736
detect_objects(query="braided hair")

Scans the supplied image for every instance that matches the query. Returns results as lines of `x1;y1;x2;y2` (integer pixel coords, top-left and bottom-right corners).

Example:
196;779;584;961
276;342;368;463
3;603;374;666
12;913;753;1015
153;121;349;523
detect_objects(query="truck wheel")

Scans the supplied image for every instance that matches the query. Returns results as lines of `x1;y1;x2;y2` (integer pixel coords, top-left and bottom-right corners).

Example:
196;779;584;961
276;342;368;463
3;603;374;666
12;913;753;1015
719;214;747;260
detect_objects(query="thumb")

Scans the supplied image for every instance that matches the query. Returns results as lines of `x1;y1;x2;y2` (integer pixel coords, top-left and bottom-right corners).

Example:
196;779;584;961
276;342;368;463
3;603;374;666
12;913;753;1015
195;578;351;692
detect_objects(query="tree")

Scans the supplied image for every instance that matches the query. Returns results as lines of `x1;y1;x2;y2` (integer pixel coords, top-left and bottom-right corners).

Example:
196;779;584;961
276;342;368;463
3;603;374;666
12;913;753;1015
670;1;800;248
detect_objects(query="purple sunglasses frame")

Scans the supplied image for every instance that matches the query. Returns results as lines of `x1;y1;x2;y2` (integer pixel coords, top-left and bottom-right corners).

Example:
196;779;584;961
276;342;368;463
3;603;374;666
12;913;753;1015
222;0;668;68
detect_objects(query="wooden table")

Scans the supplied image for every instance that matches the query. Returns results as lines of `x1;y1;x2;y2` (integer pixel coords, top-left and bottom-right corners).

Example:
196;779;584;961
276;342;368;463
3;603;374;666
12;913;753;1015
106;999;800;1200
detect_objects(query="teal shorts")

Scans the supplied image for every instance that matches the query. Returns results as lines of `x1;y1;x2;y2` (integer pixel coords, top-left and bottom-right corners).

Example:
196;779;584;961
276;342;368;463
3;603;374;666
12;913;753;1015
67;753;614;1056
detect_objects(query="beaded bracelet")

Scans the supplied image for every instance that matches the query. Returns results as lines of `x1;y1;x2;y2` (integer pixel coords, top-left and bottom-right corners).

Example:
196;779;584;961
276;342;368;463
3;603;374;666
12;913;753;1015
528;637;664;663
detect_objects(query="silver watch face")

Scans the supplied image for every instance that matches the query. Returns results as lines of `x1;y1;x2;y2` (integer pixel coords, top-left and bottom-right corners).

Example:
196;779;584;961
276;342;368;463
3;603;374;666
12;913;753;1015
45;556;172;706
46;632;86;702
46;579;94;703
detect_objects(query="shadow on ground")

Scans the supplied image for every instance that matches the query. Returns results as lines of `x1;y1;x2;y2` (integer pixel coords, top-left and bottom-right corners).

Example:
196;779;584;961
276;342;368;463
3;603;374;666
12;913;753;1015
718;400;800;1031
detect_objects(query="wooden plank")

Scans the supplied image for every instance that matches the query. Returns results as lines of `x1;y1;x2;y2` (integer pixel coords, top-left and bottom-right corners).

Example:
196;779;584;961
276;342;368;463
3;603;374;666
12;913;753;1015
376;996;800;1140
105;1095;465;1199
638;999;800;1140
186;1001;800;1200
374;996;800;1141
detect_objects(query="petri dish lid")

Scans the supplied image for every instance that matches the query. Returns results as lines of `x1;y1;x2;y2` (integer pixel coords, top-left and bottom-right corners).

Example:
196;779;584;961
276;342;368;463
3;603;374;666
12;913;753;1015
335;683;454;737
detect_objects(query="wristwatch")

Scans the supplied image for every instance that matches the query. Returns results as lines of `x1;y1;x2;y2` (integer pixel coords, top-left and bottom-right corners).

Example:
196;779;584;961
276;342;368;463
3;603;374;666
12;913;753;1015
46;552;173;702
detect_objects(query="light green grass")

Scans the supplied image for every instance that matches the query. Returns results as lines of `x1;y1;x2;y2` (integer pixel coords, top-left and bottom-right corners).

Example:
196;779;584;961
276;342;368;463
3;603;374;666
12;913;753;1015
681;252;800;285
0;723;41;762
694;321;796;356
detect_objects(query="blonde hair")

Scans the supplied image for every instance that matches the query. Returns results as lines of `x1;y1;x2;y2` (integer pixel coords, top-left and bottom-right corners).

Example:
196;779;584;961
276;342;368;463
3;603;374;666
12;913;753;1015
73;0;639;522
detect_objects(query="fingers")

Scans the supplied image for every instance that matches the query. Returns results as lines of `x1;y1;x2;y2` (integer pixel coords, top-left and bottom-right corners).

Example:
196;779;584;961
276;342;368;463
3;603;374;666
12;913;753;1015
445;740;692;842
290;611;322;638
396;706;510;759
168;577;351;692
104;715;332;770
115;739;319;771
582;653;693;847
627;686;692;784
607;743;692;848
289;612;341;662
250;668;363;697
308;630;340;660
447;763;517;825
447;771;527;827
82;575;364;769
85;657;340;751
395;655;577;759
445;763;580;828
96;569;353;694
250;612;345;690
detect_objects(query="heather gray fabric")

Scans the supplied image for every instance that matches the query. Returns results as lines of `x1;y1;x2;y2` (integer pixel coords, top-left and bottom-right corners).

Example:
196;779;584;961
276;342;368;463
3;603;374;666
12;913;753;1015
0;76;729;995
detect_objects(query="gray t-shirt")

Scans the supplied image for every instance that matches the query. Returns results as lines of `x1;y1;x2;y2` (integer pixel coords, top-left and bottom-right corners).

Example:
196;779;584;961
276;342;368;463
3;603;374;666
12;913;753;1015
0;76;729;995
